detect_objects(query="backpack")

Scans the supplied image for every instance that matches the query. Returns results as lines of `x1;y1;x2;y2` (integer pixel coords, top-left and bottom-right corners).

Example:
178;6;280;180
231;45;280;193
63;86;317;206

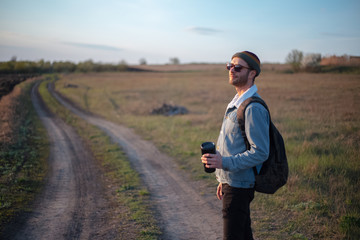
237;96;288;194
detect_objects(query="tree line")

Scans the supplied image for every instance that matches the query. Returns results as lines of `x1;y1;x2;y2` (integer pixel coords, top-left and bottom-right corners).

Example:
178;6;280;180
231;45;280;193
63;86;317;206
0;58;129;74
285;49;360;74
285;49;322;72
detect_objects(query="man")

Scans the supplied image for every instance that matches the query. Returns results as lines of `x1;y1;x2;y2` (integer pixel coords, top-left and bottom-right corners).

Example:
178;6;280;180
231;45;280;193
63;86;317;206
201;51;270;239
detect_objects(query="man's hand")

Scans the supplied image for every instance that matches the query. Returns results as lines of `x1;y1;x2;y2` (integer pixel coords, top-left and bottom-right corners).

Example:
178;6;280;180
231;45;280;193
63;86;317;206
216;183;223;200
201;151;222;169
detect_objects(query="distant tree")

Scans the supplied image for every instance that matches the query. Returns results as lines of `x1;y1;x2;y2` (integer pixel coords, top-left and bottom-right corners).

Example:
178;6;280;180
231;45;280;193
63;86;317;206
286;49;303;72
4;56;18;72
302;53;322;72
14;61;30;73
139;58;147;65
119;60;127;65
0;61;14;73
77;60;95;72
169;57;180;65
53;61;76;73
0;59;132;74
117;60;128;71
36;59;52;73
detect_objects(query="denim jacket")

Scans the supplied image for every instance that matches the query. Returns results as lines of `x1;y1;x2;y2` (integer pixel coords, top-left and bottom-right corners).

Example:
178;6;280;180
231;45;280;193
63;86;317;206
215;92;270;189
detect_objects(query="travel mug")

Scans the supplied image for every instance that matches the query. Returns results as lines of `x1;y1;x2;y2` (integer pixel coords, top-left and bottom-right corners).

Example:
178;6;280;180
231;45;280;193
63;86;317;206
201;142;216;173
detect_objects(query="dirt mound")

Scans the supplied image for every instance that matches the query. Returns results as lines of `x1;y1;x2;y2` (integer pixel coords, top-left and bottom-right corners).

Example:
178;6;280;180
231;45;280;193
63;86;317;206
151;103;189;116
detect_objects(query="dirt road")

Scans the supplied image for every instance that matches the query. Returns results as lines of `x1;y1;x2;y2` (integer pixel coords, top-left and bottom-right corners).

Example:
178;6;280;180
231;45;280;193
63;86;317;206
48;83;223;239
7;82;119;239
11;81;223;239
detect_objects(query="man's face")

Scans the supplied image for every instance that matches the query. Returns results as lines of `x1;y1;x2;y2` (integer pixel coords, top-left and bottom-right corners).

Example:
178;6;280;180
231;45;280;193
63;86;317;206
228;57;251;87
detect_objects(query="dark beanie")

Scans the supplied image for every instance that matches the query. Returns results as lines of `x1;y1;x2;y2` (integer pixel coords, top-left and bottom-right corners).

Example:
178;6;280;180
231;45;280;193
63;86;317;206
232;51;261;77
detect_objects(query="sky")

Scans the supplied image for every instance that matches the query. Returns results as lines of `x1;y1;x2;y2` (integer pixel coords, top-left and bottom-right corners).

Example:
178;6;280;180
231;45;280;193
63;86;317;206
0;0;359;64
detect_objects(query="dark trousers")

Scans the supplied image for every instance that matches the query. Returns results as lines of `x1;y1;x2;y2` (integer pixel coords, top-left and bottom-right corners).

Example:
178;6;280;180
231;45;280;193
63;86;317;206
222;184;255;240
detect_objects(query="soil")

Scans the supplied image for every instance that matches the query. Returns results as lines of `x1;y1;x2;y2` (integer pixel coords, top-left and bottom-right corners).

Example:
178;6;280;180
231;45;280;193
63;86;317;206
7;81;223;239
4;82;122;239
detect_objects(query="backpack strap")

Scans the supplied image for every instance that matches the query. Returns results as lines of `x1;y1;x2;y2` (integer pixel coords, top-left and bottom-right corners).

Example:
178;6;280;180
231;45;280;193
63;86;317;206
237;96;270;176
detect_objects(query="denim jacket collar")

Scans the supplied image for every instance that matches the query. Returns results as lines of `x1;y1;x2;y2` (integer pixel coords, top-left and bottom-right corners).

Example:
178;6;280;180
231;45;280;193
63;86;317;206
226;85;258;110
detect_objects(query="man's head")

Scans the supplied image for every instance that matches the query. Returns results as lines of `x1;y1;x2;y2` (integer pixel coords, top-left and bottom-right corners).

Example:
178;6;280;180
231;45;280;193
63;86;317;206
231;51;261;77
227;51;261;89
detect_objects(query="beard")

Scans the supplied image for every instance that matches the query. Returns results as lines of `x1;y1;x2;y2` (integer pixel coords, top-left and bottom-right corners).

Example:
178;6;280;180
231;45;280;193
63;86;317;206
229;70;250;87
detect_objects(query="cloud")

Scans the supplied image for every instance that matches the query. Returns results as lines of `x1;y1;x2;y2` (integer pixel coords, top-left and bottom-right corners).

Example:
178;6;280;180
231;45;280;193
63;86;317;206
320;32;360;39
186;27;221;35
321;32;347;37
62;42;122;51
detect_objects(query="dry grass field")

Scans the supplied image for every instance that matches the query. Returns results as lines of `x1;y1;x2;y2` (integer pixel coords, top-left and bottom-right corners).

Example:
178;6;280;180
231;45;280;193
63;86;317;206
55;64;360;239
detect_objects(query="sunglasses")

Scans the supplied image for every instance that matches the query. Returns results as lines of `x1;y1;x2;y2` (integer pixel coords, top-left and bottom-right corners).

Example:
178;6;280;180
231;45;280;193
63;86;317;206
226;63;251;72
